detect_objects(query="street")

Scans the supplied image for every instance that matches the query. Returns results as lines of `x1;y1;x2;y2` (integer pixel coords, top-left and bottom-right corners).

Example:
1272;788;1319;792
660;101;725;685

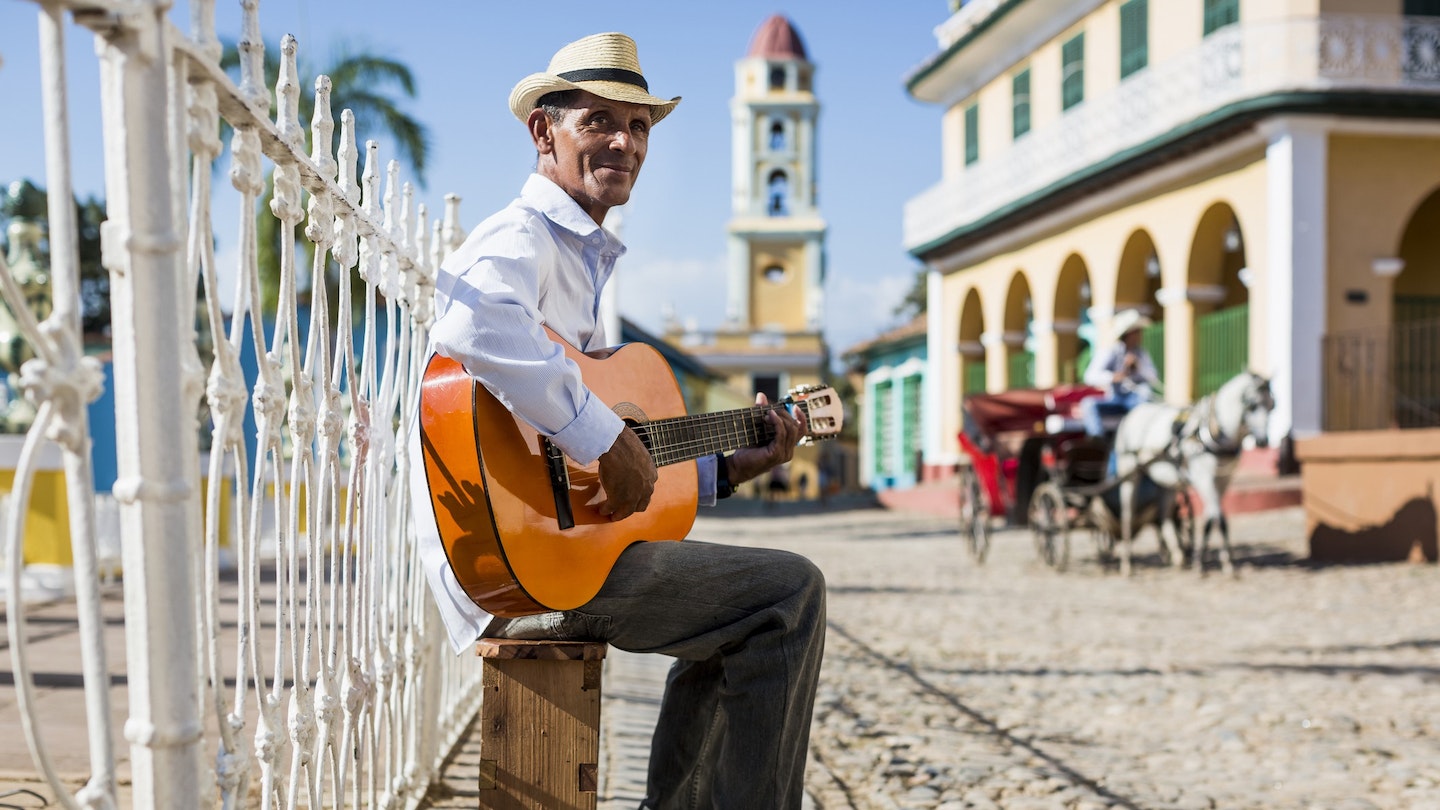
584;503;1440;810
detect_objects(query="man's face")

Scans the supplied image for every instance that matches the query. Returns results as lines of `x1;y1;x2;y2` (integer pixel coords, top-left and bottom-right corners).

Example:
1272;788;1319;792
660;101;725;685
1122;329;1143;349
531;90;651;224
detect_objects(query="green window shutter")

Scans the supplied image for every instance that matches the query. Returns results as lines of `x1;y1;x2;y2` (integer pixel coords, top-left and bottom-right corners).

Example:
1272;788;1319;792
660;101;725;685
874;380;894;476
1012;68;1031;139
964;103;979;165
1120;0;1148;79
901;375;922;474
1203;0;1239;36
1061;33;1085;110
965;361;987;394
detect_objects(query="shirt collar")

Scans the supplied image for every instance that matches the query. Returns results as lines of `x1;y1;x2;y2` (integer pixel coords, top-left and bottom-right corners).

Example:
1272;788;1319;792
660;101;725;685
522;174;627;255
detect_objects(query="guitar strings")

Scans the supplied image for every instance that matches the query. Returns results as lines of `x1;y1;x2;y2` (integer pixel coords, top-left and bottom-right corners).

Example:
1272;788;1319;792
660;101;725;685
628;401;813;467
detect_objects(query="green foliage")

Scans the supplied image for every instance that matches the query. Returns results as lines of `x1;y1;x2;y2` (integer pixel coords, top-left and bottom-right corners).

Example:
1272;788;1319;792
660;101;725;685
893;266;928;320
0;180;110;336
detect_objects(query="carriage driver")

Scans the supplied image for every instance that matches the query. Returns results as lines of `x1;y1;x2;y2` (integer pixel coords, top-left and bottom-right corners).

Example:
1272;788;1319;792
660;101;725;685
1080;309;1161;437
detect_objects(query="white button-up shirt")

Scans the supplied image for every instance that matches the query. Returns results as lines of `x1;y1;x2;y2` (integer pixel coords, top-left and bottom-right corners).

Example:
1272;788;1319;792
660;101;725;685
408;174;717;653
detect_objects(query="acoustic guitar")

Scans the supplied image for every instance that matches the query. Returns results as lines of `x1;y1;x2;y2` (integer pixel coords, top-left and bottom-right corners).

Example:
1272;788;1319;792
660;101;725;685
418;329;843;617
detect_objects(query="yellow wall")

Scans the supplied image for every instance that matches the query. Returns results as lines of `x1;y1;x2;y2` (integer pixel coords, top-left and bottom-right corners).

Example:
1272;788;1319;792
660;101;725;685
750;243;808;329
935;148;1269;458
0;468;72;566
1326;134;1440;333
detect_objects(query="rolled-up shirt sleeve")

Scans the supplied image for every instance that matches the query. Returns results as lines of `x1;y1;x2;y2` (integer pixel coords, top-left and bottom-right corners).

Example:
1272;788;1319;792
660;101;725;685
696;454;718;507
429;214;624;466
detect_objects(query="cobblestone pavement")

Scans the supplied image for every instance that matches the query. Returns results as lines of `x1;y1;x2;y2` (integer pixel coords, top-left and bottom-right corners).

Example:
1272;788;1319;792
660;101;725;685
735;504;1440;810
430;502;1440;810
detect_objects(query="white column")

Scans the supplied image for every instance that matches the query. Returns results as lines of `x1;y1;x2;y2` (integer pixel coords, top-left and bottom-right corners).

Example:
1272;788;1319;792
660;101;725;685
98;4;203;806
1263;117;1328;440
804;239;824;329
924;267;949;466
798;112;815;209
727;234;750;327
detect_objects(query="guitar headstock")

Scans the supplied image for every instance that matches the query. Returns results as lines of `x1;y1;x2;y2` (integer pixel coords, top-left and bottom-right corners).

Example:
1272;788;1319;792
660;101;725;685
787;385;843;444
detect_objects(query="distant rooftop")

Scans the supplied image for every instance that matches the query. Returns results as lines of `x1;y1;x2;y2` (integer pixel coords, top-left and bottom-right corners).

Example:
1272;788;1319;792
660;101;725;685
748;14;808;60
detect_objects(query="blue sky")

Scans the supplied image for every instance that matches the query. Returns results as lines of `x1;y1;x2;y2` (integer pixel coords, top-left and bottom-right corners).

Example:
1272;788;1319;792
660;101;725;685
2;1;947;358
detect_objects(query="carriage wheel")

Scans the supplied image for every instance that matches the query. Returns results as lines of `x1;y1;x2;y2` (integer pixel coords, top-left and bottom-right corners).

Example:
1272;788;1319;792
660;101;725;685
1159;486;1197;567
958;465;991;563
1029;481;1070;571
1093;528;1117;563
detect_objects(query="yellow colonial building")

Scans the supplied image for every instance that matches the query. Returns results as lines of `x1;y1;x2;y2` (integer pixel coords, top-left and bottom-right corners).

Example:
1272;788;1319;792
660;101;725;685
906;0;1440;476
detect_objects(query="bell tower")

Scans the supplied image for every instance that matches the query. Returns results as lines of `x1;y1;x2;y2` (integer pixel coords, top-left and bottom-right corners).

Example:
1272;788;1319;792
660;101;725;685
726;14;826;339
662;14;828;500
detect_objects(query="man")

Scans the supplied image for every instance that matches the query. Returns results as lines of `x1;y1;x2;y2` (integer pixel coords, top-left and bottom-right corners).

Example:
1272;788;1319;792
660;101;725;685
407;33;826;810
1080;308;1160;437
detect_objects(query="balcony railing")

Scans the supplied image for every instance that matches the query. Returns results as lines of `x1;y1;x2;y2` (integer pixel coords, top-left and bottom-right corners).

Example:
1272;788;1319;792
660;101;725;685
905;14;1440;252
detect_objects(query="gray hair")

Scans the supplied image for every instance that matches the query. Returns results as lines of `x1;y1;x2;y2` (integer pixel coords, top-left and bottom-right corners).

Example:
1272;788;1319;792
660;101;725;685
537;89;580;123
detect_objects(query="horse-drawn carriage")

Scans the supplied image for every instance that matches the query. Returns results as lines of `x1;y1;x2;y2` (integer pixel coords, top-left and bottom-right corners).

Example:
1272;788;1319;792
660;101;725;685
956;384;1195;571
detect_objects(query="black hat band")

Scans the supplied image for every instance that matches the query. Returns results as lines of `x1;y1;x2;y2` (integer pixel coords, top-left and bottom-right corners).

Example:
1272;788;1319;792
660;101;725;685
556;68;649;92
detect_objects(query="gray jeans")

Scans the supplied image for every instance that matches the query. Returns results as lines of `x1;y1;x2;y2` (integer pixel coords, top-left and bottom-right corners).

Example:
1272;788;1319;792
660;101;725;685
484;539;827;810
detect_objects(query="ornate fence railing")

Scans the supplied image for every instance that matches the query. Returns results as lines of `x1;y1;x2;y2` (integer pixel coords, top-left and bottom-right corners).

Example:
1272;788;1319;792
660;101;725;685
5;1;481;807
1323;317;1440;432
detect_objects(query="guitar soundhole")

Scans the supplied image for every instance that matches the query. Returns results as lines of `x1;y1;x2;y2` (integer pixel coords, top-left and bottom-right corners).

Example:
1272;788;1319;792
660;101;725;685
612;402;648;423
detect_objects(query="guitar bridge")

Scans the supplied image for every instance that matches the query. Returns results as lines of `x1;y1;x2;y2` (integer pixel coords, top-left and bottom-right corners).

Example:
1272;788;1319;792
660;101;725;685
541;437;575;531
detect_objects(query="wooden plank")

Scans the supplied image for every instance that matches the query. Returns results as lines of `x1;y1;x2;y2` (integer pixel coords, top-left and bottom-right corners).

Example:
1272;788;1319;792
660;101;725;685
478;643;605;809
477;638;609;661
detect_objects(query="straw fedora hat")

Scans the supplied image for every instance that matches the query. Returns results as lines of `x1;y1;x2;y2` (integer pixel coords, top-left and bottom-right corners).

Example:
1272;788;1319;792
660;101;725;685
1113;309;1153;337
509;33;681;125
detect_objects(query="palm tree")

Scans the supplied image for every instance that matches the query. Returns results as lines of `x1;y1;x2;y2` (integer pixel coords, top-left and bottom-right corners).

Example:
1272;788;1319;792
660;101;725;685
220;39;431;315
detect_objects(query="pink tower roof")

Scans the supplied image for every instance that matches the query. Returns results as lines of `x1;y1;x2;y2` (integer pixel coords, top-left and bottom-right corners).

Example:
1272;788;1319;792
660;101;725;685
747;14;808;61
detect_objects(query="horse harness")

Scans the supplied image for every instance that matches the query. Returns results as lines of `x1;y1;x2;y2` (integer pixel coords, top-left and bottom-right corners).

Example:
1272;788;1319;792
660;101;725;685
1172;392;1245;459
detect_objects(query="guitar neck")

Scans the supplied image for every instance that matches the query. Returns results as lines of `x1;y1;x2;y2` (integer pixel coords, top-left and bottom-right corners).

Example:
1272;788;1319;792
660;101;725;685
631;400;809;467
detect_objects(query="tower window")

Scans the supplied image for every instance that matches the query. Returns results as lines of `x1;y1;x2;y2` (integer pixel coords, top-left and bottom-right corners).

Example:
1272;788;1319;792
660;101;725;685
770;120;786;151
763;265;788;283
769;65;785;90
753;374;782;405
767;170;789;216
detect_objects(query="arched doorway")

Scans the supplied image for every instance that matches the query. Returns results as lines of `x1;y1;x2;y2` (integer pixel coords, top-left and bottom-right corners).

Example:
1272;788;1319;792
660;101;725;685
959;288;986;394
1004;272;1035;389
1393;186;1440;427
1055;254;1092;383
1188;202;1250;397
1116;230;1165;385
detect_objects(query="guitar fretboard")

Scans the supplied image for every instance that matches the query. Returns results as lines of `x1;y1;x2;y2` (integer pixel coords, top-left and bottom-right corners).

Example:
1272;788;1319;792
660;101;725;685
629;400;812;467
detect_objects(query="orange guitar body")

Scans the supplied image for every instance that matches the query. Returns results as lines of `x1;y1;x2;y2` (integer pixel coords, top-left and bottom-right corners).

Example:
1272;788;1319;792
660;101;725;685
418;335;697;617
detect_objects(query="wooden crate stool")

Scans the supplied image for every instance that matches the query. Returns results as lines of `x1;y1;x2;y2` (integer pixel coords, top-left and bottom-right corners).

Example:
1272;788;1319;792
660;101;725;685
476;639;608;810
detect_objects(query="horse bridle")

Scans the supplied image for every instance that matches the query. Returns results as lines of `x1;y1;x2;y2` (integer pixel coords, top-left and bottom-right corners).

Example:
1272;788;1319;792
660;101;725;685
1188;380;1271;458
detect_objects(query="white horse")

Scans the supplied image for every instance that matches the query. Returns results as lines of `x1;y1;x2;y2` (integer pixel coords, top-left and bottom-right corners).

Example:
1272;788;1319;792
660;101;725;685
1112;372;1275;577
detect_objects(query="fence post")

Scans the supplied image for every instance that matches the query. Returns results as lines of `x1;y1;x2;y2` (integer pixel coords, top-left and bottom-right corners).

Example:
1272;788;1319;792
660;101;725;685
95;3;203;806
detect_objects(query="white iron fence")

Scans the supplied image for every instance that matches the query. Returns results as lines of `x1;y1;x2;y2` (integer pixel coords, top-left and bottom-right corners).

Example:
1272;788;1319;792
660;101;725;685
5;1;481;807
